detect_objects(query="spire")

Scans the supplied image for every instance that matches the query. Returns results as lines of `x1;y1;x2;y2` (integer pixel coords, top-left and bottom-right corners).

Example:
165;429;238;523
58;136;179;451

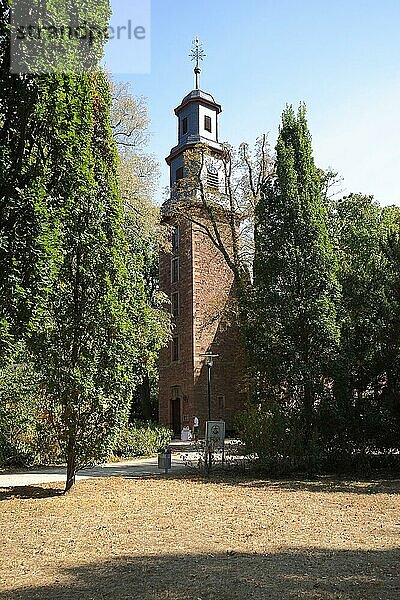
189;36;205;90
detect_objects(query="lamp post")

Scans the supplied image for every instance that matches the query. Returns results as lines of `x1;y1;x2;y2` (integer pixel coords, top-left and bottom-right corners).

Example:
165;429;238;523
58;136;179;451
201;351;219;422
199;351;219;473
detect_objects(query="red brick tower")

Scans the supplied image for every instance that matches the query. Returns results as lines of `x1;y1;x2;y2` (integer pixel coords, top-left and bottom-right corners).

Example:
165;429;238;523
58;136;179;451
158;41;246;437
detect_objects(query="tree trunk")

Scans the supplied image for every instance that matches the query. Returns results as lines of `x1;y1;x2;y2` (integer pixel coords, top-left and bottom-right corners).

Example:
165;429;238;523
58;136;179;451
140;373;152;421
64;439;77;494
303;378;314;450
387;370;400;430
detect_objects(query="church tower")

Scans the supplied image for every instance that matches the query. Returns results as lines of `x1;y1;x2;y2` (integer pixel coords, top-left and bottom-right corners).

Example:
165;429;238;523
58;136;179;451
158;39;245;437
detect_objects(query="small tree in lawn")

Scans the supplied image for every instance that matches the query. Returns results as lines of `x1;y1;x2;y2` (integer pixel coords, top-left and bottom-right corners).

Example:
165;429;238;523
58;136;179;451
250;104;340;452
30;72;167;493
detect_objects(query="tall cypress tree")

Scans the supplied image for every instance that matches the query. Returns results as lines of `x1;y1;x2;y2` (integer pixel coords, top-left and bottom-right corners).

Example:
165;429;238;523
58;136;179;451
251;104;340;447
0;1;109;360
0;0;40;360
1;2;169;490
28;72;165;492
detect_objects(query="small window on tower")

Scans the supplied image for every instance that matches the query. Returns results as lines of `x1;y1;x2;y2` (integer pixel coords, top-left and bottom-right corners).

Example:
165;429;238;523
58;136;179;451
218;395;226;409
171;257;179;283
207;168;219;189
175;166;184;182
171;292;179;318
182;117;188;135
172;336;179;362
171;225;179;253
204;115;212;132
171;385;180;399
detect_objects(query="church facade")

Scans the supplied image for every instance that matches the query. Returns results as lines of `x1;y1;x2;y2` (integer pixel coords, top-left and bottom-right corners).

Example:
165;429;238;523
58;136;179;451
158;43;246;437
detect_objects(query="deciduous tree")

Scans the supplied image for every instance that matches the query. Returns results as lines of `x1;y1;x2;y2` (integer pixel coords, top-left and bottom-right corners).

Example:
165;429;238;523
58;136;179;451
110;81;171;420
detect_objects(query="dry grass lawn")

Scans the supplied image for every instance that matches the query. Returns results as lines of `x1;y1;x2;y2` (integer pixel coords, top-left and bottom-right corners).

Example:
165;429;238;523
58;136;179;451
0;474;399;599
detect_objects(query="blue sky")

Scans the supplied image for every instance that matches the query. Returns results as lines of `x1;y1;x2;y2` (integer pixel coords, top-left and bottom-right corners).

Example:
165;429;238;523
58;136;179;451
107;0;400;205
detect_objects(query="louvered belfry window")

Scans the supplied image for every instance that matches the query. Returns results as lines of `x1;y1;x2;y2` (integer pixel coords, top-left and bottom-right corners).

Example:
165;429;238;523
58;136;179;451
207;168;219;188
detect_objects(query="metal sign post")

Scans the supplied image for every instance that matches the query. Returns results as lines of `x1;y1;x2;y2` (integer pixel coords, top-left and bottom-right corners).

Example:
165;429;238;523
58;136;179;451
205;420;226;448
205;420;226;470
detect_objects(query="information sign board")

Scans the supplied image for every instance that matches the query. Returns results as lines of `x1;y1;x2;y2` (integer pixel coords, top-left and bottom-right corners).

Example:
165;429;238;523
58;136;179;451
205;420;225;450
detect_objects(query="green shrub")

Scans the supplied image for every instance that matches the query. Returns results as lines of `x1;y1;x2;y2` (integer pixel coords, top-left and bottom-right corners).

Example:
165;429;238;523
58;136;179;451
0;362;61;467
112;421;173;458
237;400;400;477
236;402;305;456
0;360;172;467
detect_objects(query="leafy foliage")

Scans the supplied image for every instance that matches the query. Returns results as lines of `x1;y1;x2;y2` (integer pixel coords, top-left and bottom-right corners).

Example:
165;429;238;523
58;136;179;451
0;4;169;488
249;104;340;448
321;195;400;453
0;2;40;362
0;354;60;466
112;421;173;458
239;108;400;472
24;72;168;491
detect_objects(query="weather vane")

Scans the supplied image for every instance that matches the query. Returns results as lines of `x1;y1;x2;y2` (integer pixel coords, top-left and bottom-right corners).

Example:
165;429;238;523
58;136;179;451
189;36;206;89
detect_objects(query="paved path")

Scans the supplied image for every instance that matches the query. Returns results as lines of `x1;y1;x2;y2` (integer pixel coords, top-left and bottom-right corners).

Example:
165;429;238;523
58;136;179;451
0;454;188;488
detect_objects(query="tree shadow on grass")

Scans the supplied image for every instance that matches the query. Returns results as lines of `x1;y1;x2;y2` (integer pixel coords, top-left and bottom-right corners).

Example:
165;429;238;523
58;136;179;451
1;548;399;599
188;469;400;495
1;465;399;500
0;486;63;501
229;476;400;496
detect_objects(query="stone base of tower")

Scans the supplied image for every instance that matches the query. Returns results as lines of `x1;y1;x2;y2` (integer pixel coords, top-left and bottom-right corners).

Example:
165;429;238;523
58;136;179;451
159;337;246;438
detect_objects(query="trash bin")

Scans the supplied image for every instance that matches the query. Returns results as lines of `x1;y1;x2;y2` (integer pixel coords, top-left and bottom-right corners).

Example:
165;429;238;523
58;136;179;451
158;447;172;472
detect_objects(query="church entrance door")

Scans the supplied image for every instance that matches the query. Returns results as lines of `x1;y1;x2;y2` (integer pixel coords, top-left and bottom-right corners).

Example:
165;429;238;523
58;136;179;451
171;398;181;437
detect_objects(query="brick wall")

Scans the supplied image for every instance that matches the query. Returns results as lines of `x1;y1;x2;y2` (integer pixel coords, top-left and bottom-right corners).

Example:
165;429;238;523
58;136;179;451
159;219;195;434
159;211;246;437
